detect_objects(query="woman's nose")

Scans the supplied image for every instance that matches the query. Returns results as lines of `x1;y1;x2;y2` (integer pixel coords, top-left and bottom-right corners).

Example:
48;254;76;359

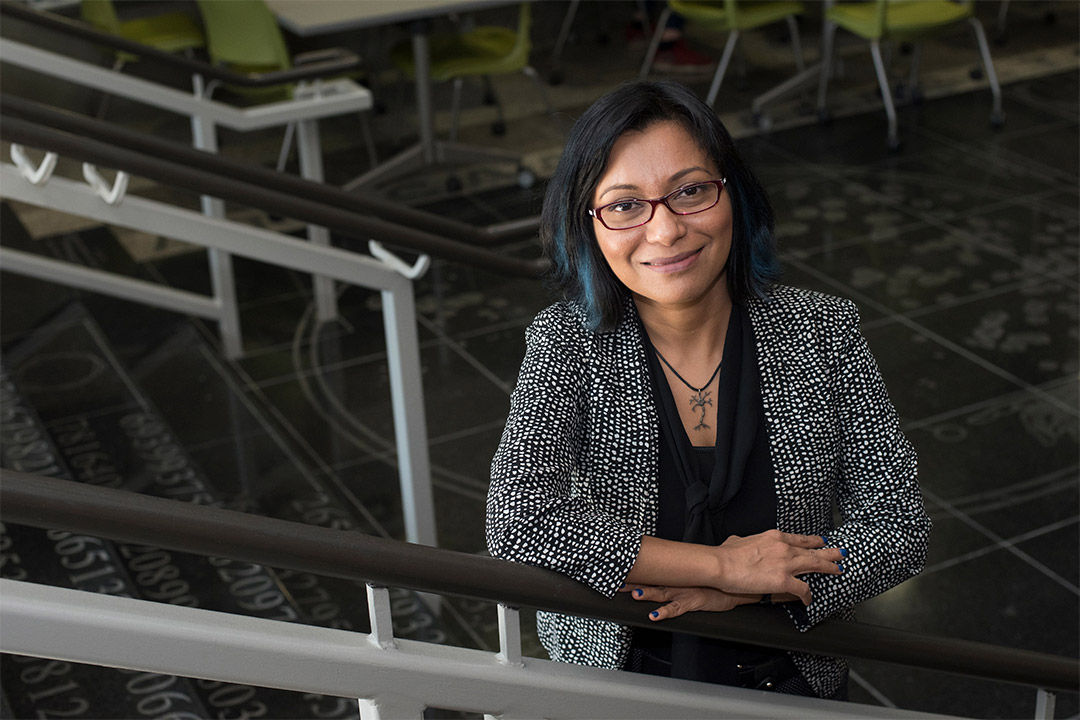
644;203;685;245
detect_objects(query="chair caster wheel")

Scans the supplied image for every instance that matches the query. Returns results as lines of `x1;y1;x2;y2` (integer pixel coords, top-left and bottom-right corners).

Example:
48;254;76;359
446;175;463;193
970;66;984;80
516;167;535;189
491;120;507;136
990;110;1006;127
886;135;903;152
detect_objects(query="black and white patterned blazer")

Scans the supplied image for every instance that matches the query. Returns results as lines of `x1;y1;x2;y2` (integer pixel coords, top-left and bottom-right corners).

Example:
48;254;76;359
487;284;931;698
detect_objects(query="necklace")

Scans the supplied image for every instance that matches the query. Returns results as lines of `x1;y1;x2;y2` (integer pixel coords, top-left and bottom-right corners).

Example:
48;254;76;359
654;349;722;431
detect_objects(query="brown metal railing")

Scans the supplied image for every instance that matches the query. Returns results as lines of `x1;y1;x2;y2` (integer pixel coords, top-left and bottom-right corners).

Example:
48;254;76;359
2;469;1076;695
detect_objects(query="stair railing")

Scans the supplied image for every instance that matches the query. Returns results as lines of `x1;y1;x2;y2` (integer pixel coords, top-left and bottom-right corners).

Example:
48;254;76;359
1;469;1076;719
0;2;540;245
0;3;542;349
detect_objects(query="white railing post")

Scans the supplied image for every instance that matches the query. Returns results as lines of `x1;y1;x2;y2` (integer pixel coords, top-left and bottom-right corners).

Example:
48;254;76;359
380;283;437;548
1034;689;1055;719
496;604;522;667
366;584;395;650
358;696;425;719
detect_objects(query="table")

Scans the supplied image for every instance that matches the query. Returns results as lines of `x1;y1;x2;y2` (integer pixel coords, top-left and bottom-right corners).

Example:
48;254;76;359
266;0;525;190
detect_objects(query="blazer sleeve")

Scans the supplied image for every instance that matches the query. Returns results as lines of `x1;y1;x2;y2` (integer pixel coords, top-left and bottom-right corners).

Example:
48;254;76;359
793;300;932;629
486;306;642;598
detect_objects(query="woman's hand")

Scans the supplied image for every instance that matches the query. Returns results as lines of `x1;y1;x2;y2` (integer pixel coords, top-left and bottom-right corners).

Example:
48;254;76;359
619;584;760;620
713;530;845;604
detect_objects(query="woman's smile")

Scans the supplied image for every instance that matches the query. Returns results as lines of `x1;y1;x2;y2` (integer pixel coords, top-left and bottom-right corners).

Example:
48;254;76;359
641;247;704;272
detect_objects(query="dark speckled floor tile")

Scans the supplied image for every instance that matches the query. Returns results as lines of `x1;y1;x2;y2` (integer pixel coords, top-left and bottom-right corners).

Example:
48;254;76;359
912;281;1079;388
861;318;1021;423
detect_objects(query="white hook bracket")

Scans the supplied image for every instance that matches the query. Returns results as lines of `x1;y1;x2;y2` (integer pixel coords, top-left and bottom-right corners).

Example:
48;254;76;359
82;163;129;205
368;240;430;280
10;144;58;185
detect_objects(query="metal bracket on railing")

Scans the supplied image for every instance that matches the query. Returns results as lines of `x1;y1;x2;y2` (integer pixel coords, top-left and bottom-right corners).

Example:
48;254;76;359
82;163;128;205
10;144;58;185
368;240;430;280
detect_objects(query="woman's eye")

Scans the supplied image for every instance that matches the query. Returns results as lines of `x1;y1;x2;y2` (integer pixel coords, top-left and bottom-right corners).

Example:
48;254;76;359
610;201;644;214
677;184;704;198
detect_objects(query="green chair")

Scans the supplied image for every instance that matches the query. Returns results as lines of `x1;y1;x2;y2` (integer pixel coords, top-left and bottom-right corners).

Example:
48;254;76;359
816;0;1005;149
389;2;554;143
639;0;806;108
80;0;205;71
195;0;376;169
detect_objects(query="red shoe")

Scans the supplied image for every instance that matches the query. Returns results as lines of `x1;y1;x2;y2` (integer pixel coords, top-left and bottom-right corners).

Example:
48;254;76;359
653;39;716;75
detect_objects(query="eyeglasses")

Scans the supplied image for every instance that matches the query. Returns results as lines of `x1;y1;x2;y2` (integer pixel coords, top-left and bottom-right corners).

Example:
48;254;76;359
588;178;726;231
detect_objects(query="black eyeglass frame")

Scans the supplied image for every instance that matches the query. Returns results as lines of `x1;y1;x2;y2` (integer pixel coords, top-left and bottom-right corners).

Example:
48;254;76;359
587;178;727;231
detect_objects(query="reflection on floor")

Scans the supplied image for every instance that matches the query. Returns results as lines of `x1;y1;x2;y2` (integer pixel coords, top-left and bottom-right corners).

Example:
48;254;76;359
1;1;1078;717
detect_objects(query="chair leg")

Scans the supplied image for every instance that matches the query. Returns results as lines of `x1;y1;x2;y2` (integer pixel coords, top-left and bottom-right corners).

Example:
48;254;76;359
906;43;922;100
522;65;556;119
995;0;1010;42
816;20;837;116
785;15;805;75
969;16;1005;125
550;0;580;82
276;121;296;172
705;30;740;108
869;40;900;148
359;112;378;170
640;6;671;78
449;76;464;143
481;75;507;135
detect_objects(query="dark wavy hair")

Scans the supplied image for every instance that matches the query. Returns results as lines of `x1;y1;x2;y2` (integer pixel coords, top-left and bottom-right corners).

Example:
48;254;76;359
540;79;780;332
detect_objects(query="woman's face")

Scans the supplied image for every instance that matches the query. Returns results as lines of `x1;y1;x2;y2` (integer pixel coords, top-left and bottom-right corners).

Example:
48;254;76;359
590;120;733;313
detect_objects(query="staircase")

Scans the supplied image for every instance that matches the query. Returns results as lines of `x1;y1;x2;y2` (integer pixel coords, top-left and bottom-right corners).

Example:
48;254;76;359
0;202;514;718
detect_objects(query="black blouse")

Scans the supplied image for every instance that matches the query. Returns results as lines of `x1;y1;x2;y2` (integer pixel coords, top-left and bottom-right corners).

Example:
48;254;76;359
632;303;791;686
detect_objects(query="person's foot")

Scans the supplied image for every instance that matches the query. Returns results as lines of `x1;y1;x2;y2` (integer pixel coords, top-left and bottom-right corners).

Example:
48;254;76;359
653;39;716;75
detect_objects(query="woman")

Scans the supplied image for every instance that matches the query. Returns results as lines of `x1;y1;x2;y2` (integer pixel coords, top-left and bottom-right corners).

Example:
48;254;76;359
486;80;930;699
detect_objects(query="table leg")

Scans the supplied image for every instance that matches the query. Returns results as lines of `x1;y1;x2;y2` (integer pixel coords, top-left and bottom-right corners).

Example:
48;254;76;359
411;20;436;165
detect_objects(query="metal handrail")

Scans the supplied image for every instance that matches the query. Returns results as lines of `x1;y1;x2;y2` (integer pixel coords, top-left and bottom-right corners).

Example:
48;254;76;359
0;2;540;244
2;468;1076;695
0;113;548;279
0;94;532;249
0;1;361;88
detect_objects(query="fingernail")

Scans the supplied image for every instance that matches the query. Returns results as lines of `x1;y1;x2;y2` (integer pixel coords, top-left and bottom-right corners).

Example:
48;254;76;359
839;548;849;558
650;611;659;619
820;535;829;544
620;582;626;589
634;588;643;597
838;563;845;573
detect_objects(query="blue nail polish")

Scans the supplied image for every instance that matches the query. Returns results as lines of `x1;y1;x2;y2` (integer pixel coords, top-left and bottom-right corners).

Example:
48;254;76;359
839;548;849;558
634;588;643;597
620;582;626;589
838;563;845;573
820;535;828;544
650;611;659;618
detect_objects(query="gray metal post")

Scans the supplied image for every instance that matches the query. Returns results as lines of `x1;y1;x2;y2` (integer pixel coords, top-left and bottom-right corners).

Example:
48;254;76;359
190;75;243;358
380;282;437;548
1035;689;1055;720
295;115;338;323
411;29;435;164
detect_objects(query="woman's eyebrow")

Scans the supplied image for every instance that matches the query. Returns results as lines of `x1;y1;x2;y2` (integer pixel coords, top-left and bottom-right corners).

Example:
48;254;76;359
595;167;714;202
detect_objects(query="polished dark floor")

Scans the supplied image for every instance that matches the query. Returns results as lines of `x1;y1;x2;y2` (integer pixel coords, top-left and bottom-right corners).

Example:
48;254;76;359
2;2;1078;718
